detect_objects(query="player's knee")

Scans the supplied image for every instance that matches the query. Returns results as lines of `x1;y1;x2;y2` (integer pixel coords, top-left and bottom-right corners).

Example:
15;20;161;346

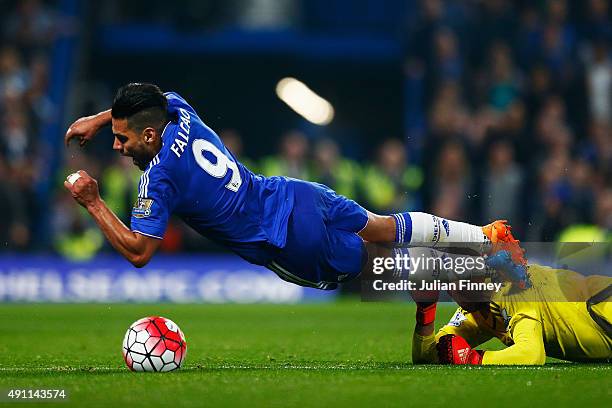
359;212;395;242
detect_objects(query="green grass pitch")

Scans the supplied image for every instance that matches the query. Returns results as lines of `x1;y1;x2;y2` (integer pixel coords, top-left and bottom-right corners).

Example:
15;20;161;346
0;302;609;407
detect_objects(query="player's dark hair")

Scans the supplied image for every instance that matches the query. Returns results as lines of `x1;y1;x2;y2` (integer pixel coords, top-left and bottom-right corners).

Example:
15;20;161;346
111;83;169;133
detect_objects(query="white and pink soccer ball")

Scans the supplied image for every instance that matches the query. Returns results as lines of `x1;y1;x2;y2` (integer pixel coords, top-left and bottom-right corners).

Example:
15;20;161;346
122;316;187;372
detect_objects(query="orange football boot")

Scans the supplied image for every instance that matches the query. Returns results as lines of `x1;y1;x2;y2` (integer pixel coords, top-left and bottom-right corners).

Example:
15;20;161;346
482;220;527;265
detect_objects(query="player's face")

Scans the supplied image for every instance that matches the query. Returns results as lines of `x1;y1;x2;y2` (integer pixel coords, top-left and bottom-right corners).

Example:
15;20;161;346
112;118;158;171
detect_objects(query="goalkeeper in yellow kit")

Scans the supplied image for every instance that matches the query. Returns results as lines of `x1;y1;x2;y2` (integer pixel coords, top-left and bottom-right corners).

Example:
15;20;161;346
411;249;612;365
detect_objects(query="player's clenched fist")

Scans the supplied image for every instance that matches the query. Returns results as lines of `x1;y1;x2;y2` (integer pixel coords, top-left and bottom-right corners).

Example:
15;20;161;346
437;334;484;365
64;170;101;209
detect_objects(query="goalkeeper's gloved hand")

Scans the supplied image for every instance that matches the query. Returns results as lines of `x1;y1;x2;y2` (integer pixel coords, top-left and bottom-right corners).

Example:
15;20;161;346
437;334;484;365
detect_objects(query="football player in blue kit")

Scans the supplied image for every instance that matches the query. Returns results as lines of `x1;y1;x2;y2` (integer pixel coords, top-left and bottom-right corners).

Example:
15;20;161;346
64;83;522;290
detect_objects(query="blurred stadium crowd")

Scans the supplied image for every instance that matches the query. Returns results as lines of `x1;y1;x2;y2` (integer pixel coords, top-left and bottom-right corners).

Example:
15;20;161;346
405;0;611;243
0;0;60;251
0;0;610;260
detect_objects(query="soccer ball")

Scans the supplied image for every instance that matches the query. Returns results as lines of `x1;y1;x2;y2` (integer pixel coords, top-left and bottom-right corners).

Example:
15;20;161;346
122;316;187;372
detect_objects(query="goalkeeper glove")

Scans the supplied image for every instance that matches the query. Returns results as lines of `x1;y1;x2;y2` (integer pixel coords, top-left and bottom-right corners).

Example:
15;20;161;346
437;334;484;365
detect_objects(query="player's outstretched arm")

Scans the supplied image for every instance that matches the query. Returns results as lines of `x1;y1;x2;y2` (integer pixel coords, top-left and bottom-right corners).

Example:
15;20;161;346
437;317;545;365
479;317;546;365
65;109;112;147
64;170;161;267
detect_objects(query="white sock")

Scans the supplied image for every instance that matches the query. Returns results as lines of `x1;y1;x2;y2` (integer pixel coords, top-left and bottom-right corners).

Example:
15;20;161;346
408;212;487;244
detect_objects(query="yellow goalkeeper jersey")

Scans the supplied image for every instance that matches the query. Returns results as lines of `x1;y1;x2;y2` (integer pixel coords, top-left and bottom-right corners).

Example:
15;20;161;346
413;265;612;364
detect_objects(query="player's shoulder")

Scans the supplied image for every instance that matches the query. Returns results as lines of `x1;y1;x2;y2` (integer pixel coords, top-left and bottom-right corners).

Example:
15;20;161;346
446;307;475;327
164;91;197;116
525;263;579;288
138;124;187;187
137;153;170;197
435;307;477;341
154;139;183;181
164;91;187;105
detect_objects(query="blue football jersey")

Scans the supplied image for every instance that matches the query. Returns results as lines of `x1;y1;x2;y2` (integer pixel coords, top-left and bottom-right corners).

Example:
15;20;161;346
130;92;294;265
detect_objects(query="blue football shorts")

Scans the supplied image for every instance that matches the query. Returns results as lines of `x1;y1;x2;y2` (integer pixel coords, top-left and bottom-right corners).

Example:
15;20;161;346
267;179;369;290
